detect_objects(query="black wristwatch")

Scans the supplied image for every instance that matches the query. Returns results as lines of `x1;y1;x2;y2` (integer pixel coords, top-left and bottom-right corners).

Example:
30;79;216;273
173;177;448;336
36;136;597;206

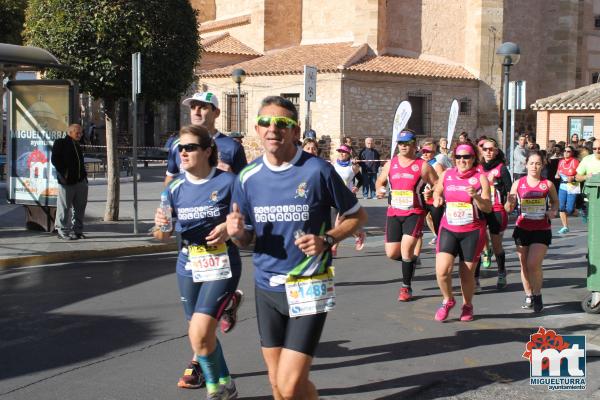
322;234;336;250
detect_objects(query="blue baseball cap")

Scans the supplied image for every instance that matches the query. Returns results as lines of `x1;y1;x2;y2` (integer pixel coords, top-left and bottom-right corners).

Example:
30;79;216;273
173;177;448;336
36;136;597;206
397;130;415;142
303;129;317;139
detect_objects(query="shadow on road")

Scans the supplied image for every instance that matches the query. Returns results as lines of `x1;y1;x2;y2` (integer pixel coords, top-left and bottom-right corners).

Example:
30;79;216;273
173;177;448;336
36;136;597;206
0;253;175;384
313;325;599;398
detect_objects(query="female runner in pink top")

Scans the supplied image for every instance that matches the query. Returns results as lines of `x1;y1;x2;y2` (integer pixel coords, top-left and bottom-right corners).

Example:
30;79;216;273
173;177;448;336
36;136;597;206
505;150;558;313
376;130;437;302
432;142;492;322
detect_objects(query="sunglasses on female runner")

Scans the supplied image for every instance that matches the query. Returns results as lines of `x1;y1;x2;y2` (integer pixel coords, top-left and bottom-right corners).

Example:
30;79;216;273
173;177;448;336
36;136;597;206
256;115;298;129
177;143;205;152
455;154;473;160
482;147;495;152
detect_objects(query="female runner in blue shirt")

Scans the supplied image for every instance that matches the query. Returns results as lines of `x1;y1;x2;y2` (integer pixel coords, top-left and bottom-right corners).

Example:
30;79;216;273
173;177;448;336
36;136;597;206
154;125;241;400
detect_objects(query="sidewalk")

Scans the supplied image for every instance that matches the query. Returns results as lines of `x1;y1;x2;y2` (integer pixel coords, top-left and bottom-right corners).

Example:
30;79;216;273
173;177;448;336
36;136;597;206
0;164;391;268
0;164;176;268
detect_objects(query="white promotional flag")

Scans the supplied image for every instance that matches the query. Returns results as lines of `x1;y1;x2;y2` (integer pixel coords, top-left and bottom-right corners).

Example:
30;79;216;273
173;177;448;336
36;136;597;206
391;101;412;158
447;99;459;145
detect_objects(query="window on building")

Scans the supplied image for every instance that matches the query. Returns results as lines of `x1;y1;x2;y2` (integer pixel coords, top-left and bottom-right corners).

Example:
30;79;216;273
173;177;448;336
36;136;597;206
595;15;600;29
459;98;471;116
592;72;600;84
281;93;301;119
224;91;247;134
406;91;432;136
569;116;594;142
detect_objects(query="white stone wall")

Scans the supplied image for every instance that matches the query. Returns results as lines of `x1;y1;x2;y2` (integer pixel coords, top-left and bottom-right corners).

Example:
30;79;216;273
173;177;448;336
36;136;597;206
198;71;480;162
341;72;480;158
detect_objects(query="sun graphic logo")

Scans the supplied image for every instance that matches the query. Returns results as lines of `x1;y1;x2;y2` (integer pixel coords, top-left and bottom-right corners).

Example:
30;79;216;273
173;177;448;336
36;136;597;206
295;182;308;198
523;327;586;390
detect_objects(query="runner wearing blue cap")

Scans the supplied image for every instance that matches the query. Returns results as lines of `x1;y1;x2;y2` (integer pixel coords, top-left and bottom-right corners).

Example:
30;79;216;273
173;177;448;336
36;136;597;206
376;130;437;302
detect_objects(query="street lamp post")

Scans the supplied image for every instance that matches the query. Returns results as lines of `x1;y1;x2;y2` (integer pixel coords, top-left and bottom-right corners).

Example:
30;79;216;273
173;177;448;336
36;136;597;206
496;42;520;158
231;68;246;135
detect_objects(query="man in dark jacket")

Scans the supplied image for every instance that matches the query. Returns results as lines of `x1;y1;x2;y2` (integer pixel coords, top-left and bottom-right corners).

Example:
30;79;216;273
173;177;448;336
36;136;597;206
358;137;381;199
51;124;88;240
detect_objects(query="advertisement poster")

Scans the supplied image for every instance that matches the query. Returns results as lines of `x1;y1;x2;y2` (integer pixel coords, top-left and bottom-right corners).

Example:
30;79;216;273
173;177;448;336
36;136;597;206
583;125;594;141
570;119;582;137
6;80;76;206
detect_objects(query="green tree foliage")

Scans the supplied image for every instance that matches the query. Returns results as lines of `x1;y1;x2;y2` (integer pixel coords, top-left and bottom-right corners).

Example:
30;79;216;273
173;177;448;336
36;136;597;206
24;0;200;103
24;0;200;220
0;0;27;45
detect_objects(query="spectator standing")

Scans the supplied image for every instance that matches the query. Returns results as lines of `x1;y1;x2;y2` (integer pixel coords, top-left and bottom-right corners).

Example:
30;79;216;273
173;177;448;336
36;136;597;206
358;137;381;199
86;122;96;145
570;133;580;147
512;134;528;180
547;144;563;190
51;124;88;240
576;139;600;182
302;138;319;157
556;145;580;234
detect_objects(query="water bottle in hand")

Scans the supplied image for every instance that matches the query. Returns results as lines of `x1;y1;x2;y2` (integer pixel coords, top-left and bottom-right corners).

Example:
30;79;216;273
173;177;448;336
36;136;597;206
160;191;173;232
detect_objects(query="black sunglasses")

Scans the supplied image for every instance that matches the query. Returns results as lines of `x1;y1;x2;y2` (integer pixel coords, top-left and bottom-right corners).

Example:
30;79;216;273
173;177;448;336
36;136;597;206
178;143;205;153
455;154;473;160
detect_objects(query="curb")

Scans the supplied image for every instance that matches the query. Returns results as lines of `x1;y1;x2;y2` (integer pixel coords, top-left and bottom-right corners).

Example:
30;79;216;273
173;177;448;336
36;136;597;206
0;242;178;269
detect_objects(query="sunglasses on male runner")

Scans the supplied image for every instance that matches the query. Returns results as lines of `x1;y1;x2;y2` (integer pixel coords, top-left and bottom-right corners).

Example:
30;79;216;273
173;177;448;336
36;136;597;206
256;115;298;129
177;143;207;153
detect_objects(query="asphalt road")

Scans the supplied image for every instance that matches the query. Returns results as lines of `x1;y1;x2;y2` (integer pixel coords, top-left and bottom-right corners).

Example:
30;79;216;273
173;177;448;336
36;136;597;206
1;217;599;399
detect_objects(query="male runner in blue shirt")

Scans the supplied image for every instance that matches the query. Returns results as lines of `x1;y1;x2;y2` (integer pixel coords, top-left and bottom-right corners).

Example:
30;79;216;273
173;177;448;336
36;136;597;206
227;96;367;400
164;91;247;186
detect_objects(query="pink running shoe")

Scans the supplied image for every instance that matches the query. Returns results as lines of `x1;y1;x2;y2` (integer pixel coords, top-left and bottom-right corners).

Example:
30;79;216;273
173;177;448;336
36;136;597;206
398;286;413;302
460;304;474;322
434;298;456;321
355;231;366;251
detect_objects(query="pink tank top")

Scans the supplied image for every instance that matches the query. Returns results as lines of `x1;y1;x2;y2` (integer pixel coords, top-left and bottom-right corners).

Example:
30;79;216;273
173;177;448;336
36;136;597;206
387;157;426;217
477;163;505;212
440;167;486;232
516;177;551;230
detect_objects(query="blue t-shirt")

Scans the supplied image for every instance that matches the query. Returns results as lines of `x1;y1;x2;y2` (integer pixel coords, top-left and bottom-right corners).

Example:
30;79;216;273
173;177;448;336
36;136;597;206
166;136;180;176
166;132;248;176
167;168;241;277
232;148;360;292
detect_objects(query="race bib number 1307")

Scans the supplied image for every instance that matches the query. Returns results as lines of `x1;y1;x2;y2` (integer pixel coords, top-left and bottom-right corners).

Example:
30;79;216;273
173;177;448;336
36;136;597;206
188;243;232;282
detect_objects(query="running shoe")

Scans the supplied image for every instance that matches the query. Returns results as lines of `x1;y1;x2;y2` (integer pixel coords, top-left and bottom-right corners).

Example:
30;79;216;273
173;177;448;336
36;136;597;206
557;226;570;235
208;380;238;400
521;295;533;309
532;294;544;313
397;286;413;302
459;304;474;322
220;290;244;334
481;249;491;269
474;278;482;294
355;231;366;251
434;298;456;321
429;236;437;246
177;361;205;389
496;273;507;290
